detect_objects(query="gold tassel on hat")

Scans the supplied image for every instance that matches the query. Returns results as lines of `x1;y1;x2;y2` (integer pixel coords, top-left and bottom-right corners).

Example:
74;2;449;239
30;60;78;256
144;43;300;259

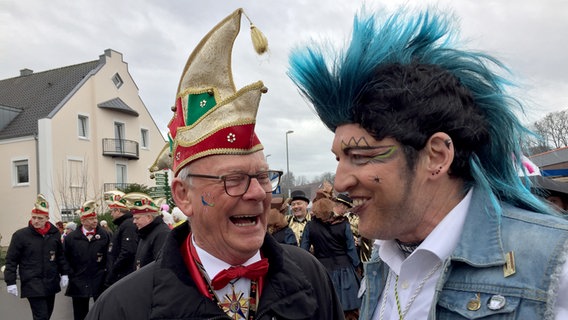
243;11;268;54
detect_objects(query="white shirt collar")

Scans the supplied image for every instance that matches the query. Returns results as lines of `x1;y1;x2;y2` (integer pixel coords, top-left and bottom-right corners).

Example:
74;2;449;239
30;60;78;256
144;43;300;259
191;234;261;281
377;187;473;272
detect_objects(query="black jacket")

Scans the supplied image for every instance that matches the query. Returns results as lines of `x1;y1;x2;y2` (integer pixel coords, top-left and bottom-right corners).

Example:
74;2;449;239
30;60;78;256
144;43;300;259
86;222;345;320
105;213;138;286
134;216;170;270
64;225;111;298
4;222;69;298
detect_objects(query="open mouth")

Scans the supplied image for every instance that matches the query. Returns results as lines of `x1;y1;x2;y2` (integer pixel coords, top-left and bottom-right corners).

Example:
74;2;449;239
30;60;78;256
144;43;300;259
229;215;258;227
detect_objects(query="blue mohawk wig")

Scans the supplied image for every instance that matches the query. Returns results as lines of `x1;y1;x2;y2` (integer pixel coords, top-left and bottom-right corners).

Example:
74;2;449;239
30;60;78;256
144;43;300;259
288;7;551;216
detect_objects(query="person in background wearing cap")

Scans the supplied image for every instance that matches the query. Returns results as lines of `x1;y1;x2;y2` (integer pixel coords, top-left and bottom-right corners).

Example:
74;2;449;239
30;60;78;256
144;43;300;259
86;8;343;320
4;194;70;320
333;193;374;267
63;200;111;320
287;189;311;246
289;6;568;319
103;190;138;288
125;192;171;270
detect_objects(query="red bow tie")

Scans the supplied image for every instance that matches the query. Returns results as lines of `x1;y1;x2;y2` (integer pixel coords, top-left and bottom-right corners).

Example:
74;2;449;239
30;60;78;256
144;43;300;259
210;258;269;290
86;231;95;236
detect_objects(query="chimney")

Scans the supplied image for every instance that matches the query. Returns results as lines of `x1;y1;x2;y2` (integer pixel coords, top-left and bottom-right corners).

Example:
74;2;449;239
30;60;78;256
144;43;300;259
20;68;33;76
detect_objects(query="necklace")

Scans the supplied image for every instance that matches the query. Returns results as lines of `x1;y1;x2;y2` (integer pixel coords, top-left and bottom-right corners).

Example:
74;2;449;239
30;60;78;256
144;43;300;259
379;261;442;320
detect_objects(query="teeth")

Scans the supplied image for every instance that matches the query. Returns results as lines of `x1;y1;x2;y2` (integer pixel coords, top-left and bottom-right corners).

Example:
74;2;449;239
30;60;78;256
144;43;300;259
352;199;366;207
234;221;257;227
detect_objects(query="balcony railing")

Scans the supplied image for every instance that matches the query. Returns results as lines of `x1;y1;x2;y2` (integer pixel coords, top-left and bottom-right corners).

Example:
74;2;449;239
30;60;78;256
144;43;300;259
102;138;139;159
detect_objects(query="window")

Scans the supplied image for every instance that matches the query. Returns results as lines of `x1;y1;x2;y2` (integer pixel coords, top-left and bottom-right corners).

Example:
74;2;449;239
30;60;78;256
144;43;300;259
13;159;29;185
141;128;149;148
68;159;84;188
78;115;89;138
112;73;123;89
117;164;127;187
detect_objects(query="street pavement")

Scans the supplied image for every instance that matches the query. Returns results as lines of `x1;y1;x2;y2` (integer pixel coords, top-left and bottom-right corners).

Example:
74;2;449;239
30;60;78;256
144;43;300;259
0;280;74;319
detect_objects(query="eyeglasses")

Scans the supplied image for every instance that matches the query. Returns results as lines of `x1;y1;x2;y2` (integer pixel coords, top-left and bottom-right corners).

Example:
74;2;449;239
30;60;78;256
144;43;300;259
185;170;283;197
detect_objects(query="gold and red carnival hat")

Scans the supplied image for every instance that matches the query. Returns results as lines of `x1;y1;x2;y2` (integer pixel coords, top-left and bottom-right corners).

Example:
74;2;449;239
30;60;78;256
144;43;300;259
149;8;269;177
31;194;49;215
123;193;160;215
79;200;97;220
104;190;128;210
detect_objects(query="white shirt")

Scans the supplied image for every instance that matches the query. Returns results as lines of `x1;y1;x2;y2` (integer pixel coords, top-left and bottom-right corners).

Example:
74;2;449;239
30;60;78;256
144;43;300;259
192;236;261;307
372;189;568;319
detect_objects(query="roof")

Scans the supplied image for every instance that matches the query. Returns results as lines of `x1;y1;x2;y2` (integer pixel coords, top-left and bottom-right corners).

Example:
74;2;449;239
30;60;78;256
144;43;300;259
98;97;139;116
0;60;101;139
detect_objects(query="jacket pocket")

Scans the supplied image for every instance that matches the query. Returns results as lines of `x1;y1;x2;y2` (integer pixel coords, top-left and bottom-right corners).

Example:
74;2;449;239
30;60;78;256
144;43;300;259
437;289;520;319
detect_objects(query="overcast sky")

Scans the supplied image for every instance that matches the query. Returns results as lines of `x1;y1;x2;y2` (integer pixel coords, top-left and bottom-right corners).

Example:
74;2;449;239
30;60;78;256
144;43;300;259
1;0;567;181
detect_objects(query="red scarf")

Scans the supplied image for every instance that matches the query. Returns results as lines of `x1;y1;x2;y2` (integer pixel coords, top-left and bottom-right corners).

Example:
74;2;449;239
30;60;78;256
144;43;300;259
31;220;51;236
180;233;266;298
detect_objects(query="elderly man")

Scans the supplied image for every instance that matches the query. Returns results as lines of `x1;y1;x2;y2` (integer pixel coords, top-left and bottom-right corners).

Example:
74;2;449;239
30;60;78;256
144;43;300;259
124;192;170;270
64;200;110;320
289;6;568;319
4;194;70;320
86;8;343;320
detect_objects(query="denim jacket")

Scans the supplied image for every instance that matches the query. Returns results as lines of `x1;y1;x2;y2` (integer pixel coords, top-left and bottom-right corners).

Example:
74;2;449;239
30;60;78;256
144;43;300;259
360;189;568;319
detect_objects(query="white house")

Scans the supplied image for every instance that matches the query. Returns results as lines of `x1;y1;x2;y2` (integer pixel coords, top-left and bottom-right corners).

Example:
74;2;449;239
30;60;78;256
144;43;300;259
0;49;165;244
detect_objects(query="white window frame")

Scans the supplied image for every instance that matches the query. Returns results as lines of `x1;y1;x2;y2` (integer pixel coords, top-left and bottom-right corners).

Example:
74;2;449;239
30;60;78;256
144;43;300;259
13;157;30;186
140;128;149;149
78;114;89;139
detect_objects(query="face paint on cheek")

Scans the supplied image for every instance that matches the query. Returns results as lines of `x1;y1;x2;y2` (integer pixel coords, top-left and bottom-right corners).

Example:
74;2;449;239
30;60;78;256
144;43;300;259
201;193;215;207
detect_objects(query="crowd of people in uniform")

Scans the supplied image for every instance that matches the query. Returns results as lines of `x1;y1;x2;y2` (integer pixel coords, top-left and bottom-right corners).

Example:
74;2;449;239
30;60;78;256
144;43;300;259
3;191;184;320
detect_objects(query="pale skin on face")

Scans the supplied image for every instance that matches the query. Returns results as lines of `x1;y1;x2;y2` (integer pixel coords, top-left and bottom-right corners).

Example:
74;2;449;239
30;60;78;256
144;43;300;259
81;216;98;231
30;213;49;229
291;199;309;219
133;214;154;229
172;152;271;265
332;123;465;243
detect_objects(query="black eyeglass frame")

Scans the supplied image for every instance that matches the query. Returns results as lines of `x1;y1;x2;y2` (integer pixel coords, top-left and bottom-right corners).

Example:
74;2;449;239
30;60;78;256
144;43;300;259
184;170;283;197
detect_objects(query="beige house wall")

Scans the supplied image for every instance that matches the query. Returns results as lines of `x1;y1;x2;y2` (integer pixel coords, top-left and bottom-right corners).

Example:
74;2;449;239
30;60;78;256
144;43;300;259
1;49;166;245
0;137;39;246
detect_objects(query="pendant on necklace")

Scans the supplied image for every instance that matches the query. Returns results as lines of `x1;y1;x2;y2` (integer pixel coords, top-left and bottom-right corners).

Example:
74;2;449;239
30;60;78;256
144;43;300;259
219;284;249;320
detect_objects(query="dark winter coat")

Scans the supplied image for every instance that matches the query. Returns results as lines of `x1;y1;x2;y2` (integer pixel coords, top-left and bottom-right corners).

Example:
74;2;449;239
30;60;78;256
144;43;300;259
64;225;111;298
271;226;298;246
134;216;170;270
4;222;69;298
105;213;138;286
86;222;345;320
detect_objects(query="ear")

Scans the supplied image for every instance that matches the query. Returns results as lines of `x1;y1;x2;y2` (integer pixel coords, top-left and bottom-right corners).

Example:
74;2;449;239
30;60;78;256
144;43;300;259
171;177;193;217
424;132;454;178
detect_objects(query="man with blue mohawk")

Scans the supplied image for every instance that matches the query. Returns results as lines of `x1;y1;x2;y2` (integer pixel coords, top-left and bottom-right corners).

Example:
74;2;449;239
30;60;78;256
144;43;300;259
289;7;568;319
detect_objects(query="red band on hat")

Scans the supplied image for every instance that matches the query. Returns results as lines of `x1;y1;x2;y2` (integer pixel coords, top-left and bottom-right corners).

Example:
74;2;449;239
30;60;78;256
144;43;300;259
80;212;97;219
31;208;49;215
173;123;261;172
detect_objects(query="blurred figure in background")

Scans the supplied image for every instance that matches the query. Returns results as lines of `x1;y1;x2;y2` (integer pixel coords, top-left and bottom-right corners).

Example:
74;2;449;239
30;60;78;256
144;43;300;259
267;197;297;246
103;190;138;288
125;192;170;270
64;200;111;320
300;196;360;319
287;189;311;246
